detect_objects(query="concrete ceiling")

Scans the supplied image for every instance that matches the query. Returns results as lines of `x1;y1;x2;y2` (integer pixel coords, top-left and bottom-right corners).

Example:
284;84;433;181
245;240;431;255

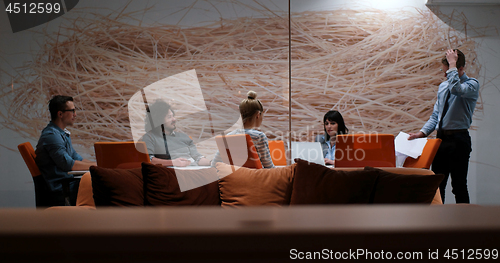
426;1;500;38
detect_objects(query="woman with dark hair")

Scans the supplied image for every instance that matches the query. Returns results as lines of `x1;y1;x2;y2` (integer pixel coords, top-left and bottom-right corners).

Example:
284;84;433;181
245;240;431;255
315;110;348;165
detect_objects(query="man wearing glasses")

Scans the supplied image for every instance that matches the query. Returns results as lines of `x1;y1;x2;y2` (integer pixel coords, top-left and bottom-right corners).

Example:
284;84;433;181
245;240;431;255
35;95;96;206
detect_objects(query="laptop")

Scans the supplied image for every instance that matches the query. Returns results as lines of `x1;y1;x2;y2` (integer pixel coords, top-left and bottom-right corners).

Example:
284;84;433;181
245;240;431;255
291;142;325;166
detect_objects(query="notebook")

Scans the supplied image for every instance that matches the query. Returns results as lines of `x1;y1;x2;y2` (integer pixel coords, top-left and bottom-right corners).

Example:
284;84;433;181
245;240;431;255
291;142;325;166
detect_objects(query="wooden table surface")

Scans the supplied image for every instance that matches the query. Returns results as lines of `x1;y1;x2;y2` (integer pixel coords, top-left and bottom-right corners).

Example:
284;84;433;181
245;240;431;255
1;205;499;262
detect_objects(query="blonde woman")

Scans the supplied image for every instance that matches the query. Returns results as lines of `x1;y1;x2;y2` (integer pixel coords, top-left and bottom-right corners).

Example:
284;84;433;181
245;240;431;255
212;91;275;168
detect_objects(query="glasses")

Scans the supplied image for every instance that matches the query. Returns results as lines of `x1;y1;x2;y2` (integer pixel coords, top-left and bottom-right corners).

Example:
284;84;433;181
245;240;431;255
61;109;76;113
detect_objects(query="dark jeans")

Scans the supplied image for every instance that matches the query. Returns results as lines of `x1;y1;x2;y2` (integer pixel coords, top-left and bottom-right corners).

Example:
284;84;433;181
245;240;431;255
432;131;472;204
50;179;80;206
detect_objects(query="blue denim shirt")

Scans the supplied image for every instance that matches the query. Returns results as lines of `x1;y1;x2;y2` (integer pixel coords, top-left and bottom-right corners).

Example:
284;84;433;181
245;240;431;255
35;122;83;192
421;71;479;135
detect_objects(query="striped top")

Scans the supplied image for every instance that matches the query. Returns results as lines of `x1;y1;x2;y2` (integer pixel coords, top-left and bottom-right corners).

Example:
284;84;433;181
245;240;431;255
212;128;275;168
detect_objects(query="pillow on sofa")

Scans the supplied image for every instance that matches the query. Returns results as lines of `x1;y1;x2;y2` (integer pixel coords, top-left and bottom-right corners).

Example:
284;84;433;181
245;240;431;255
76;172;95;208
290;159;379;205
216;162;296;207
89;166;144;207
365;167;444;204
141;162;220;206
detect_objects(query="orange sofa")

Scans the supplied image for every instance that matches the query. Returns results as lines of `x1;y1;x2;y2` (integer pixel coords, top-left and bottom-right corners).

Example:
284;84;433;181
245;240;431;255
75;159;443;209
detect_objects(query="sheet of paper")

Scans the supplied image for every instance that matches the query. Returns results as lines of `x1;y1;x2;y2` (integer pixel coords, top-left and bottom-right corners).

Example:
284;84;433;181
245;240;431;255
394;131;428;159
68;170;88;175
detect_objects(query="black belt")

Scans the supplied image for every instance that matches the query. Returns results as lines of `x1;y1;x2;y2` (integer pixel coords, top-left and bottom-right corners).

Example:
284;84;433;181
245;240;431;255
437;129;468;136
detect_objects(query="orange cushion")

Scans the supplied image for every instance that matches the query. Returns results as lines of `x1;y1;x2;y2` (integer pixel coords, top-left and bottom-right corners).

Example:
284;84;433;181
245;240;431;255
76;172;95;208
216;163;296;207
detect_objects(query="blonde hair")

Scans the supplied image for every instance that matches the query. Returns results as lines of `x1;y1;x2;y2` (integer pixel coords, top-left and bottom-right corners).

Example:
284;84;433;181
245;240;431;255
239;91;263;124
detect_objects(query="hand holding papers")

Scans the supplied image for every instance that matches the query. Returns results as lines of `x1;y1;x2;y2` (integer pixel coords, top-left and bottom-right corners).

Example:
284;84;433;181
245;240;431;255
395;132;427;159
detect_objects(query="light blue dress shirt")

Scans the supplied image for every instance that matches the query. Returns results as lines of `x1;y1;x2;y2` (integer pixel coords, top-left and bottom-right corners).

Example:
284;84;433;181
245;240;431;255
315;134;335;161
324;141;336;161
421;70;479;135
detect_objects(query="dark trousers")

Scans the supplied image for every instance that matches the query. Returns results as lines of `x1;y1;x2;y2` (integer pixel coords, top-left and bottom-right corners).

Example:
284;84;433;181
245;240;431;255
432;131;472;204
50;179;80;206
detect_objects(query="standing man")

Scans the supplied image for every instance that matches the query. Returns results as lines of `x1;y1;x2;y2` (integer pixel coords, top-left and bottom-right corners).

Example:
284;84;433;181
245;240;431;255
35;95;96;206
408;49;479;204
142;100;211;167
